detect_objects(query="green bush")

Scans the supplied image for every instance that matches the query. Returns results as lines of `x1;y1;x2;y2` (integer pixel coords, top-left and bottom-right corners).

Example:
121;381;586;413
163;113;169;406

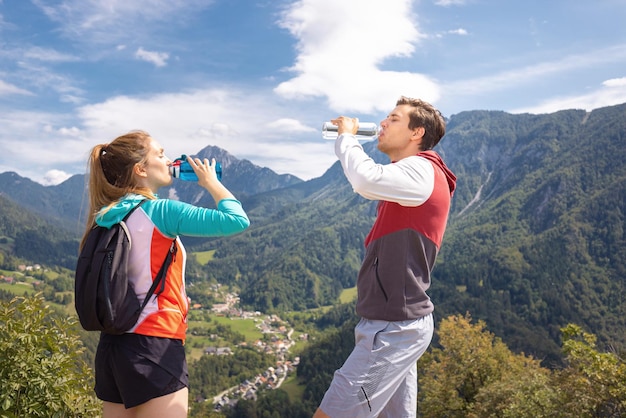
0;294;100;417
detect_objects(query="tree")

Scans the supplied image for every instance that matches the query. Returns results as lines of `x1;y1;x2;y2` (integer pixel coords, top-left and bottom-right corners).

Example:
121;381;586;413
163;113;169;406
554;324;626;417
0;294;100;417
418;314;555;417
418;315;626;417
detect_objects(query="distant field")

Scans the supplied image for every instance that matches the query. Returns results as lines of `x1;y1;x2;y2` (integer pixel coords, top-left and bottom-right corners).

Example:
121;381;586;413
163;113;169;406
281;374;305;402
0;269;24;278
0;267;70;296
339;286;357;303
210;315;263;341
193;250;216;265
0;269;34;296
0;282;32;295
186;315;265;361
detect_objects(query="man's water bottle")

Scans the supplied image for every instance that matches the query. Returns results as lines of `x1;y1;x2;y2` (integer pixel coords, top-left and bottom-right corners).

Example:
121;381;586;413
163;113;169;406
170;155;222;181
322;122;379;140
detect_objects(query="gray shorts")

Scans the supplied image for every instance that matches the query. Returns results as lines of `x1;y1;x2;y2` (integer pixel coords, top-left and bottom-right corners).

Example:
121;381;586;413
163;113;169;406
319;314;434;418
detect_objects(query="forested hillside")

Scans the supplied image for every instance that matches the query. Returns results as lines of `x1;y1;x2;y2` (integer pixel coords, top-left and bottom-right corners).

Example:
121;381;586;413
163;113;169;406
0;195;77;268
433;104;626;364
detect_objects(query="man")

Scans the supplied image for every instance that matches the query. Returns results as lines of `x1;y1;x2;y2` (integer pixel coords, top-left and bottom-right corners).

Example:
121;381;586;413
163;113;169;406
314;97;457;418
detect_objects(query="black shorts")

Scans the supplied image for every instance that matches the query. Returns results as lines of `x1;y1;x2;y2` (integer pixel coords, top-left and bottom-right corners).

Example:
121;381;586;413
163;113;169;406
94;333;188;409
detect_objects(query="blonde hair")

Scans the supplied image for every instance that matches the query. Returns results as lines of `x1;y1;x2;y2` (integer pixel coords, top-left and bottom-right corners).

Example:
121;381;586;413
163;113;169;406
80;130;155;249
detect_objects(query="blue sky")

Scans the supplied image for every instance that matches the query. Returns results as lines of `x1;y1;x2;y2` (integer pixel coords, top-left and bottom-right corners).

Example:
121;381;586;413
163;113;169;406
1;0;625;185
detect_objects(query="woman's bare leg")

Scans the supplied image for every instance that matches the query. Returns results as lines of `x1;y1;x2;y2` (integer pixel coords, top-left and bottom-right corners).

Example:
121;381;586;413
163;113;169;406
102;388;188;418
135;387;188;418
103;401;134;418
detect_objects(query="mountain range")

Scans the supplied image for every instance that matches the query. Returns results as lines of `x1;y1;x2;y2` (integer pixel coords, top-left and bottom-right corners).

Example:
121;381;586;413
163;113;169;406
1;102;625;365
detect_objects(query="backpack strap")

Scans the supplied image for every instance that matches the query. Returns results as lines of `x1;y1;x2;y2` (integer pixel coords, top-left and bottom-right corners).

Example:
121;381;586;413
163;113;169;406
121;199;147;251
120;199;175;312
140;239;177;311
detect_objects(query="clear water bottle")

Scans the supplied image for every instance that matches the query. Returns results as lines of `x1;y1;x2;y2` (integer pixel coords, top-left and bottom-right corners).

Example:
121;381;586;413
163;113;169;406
322;122;379;140
170;155;222;181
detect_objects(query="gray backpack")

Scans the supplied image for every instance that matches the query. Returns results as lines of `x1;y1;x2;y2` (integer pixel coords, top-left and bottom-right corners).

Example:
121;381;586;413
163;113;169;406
74;200;176;334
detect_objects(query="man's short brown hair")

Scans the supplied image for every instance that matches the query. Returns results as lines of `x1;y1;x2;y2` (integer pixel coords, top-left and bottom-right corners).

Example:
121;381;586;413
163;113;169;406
396;96;446;150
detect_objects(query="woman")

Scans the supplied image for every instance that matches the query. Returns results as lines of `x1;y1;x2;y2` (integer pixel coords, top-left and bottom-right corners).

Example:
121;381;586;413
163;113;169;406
80;131;249;417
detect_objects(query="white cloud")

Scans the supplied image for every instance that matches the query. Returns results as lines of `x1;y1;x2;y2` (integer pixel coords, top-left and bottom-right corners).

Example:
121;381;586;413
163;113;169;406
33;0;216;44
511;79;626;114
444;44;626;97
0;109;89;184
23;46;79;62
42;169;72;185
0;79;33;96
274;0;440;115
266;118;316;134
434;0;468;6
603;77;626;87
60;94;85;104
448;28;468;36
135;47;169;67
58;126;83;137
70;88;334;180
0;44;84;102
14;60;85;100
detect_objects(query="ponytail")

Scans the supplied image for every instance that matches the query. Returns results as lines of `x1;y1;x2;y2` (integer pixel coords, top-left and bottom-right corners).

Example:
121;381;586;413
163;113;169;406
80;131;155;250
